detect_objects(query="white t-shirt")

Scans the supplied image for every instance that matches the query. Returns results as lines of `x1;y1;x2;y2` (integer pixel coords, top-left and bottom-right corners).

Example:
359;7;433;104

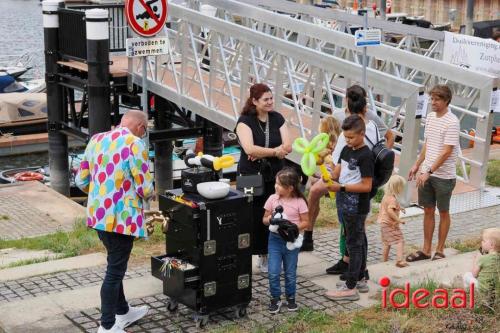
421;110;459;179
332;120;378;165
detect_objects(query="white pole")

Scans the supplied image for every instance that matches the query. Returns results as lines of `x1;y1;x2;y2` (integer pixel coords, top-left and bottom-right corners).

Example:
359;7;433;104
362;12;368;89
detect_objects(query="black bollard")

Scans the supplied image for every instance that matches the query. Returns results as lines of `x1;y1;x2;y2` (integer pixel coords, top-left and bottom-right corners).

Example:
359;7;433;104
203;120;223;157
153;96;173;195
43;0;70;196
86;9;111;136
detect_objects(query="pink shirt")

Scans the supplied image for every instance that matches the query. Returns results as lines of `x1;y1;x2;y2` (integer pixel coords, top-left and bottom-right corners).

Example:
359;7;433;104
264;194;308;225
422;110;459;179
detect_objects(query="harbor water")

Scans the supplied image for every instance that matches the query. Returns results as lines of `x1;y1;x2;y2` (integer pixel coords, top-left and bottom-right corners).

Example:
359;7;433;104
0;0;48;170
0;0;498;171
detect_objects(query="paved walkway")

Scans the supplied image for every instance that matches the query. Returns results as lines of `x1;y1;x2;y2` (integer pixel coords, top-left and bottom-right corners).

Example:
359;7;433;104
0;205;498;332
0;182;85;240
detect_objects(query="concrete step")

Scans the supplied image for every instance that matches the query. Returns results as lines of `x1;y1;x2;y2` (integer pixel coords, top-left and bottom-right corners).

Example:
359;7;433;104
0;253;106;282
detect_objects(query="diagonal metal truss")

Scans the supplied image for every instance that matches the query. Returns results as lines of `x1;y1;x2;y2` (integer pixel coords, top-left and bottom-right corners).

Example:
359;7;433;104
196;0;499;189
129;1;425;202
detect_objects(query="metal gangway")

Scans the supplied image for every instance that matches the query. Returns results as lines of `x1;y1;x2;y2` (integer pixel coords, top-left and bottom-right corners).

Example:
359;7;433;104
235;0;448;58
129;0;425;200
192;0;499;189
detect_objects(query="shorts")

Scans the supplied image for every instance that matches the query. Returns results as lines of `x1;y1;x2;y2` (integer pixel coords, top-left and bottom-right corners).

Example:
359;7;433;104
418;176;456;212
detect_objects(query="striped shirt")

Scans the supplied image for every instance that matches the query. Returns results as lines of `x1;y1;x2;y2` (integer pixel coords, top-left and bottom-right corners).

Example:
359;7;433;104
422;110;460;179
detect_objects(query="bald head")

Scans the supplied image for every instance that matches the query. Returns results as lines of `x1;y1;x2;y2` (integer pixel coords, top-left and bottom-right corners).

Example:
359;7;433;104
121;110;148;137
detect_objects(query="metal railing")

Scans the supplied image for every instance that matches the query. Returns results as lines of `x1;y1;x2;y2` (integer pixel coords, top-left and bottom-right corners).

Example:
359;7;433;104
200;0;498;190
58;4;126;61
59;8;87;61
129;1;424;204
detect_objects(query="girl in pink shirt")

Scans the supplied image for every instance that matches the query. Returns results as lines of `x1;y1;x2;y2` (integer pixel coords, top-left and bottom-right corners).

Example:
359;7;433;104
263;168;310;314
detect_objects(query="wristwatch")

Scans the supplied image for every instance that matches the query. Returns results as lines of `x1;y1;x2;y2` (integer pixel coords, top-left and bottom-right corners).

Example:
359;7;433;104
340;184;346;192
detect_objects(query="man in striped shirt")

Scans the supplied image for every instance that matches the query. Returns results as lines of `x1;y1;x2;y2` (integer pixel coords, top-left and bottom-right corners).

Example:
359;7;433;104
407;85;460;263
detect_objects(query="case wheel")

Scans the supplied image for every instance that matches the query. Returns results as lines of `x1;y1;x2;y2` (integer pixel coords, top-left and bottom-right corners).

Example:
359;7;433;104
234;306;247;318
194;314;209;328
166;299;178;312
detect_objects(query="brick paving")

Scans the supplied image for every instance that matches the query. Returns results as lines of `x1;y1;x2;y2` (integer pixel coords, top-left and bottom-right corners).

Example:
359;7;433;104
1;205;499;331
313;205;500;265
0;194;64;240
0;265;150;304
64;274;361;333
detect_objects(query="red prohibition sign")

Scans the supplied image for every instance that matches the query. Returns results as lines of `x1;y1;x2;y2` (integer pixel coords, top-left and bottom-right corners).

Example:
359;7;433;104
125;0;168;37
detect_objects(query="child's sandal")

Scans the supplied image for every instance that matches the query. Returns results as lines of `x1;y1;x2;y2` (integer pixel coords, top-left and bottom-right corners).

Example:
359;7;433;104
396;261;409;268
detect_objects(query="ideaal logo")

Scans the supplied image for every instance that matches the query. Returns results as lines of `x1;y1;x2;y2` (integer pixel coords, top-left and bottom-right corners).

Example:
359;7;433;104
380;276;474;309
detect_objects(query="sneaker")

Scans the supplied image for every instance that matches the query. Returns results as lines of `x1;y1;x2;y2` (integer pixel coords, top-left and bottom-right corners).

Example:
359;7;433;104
268;298;282;314
259;255;269;274
300;239;314;252
115;305;149;329
326;260;348;275
286;298;298;312
97;324;126;333
335;280;369;293
325;284;360;301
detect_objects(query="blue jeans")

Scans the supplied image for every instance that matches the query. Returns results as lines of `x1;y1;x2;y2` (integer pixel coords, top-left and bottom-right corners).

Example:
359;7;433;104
97;230;134;329
342;213;368;289
268;232;300;299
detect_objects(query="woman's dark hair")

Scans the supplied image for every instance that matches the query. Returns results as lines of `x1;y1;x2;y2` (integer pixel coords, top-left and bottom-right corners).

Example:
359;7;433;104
276;167;307;204
241;83;272;115
346;85;367;115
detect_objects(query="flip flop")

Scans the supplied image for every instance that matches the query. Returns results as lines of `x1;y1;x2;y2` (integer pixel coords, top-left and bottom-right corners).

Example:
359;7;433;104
432;252;446;261
405;250;431;262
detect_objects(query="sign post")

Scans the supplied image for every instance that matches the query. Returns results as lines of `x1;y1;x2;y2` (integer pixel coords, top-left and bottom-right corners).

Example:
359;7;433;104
354;10;381;89
125;0;168;208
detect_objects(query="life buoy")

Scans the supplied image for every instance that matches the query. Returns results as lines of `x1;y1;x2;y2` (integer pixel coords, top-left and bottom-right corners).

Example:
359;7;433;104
493;127;500;144
468;129;476;148
13;171;44;182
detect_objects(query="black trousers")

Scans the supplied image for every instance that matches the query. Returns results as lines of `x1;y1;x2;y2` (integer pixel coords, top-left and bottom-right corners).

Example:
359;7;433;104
97;230;134;329
342;213;368;289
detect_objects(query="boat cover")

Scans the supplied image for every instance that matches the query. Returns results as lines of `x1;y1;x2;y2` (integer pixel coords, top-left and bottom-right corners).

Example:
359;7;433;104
0;93;47;124
0;75;27;93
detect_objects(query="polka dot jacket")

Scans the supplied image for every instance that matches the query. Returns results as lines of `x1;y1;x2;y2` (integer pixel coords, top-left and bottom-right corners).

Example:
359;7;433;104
76;127;154;238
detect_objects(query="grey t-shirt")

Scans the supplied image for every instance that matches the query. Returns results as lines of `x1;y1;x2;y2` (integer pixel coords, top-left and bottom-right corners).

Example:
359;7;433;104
332;109;388;137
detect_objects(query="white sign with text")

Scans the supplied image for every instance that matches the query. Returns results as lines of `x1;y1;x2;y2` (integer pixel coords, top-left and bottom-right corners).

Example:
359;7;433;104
443;32;500;76
126;37;169;57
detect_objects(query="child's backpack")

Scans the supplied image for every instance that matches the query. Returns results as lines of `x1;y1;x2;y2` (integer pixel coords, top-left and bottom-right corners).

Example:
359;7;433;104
365;127;395;198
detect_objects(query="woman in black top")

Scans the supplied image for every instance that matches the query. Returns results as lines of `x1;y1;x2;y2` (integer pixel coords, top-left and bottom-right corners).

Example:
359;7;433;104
235;83;291;273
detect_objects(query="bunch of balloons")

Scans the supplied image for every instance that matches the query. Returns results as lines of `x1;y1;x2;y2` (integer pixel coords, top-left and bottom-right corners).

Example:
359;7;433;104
292;133;335;199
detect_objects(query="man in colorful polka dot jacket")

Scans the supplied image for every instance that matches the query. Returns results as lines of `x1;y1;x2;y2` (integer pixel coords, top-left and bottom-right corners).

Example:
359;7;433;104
76;110;154;333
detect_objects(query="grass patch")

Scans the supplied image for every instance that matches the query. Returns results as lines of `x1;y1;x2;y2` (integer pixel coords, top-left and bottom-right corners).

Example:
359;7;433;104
0;219;101;257
447;237;481;253
486;159;500;187
373;188;384;203
0;220;168;265
2;255;69;269
456;160;500;187
0;214;9;221
314;195;339;228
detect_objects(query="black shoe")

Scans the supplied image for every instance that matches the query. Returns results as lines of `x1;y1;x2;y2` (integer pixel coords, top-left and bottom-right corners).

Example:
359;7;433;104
268;298;282;314
326;260;348;275
286;298;298;312
340;269;369;281
300;239;314;252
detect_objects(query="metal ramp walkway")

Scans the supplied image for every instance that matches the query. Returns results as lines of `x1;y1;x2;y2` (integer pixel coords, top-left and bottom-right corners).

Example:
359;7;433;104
183;0;499;189
130;1;424;191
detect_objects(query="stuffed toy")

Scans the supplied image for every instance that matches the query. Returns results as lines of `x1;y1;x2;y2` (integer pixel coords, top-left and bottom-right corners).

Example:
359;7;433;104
269;206;303;250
